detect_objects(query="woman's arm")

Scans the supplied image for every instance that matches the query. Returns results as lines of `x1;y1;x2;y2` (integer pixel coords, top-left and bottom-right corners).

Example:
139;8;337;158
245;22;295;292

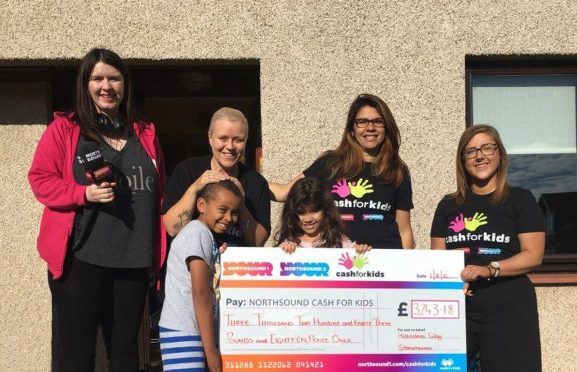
238;206;269;246
460;232;544;282
497;232;545;276
190;258;222;372
163;170;229;237
163;185;198;237
268;173;304;202
28;120;88;209
396;209;414;249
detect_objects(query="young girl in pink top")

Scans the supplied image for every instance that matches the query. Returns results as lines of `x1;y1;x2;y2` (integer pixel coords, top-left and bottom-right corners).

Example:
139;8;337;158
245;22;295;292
276;177;371;254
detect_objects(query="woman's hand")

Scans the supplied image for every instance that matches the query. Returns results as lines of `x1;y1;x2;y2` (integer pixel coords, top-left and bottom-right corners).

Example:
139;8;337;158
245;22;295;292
204;347;222;372
190;170;230;195
353;243;372;254
85;182;116;203
280;241;298;254
460;264;491;282
218;242;228;254
460;264;491;297
190;170;230;194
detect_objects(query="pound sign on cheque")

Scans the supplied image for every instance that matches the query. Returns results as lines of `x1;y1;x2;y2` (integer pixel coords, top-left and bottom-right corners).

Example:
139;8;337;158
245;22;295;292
397;302;408;317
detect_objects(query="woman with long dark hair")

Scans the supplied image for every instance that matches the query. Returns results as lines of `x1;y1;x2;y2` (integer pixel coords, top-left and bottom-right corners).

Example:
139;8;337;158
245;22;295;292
28;48;166;371
431;124;544;371
270;94;414;249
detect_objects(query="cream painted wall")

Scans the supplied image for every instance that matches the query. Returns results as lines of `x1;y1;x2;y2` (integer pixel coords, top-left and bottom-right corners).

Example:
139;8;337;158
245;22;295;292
1;1;577;370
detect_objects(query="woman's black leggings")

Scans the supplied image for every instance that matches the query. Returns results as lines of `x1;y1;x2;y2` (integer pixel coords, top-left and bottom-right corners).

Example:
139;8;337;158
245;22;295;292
49;256;149;372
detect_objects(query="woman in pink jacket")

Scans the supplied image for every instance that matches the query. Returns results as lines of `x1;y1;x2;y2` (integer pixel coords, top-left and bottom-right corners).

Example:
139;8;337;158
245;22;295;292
28;48;166;372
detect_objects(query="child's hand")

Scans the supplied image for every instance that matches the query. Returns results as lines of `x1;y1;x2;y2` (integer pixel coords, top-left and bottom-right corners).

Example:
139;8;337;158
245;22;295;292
218;242;228;254
353;243;372;254
280;241;298;254
205;347;222;372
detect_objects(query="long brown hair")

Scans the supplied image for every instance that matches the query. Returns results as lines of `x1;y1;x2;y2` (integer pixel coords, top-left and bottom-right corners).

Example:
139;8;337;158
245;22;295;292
322;94;407;185
275;177;347;247
74;48;134;142
450;124;509;205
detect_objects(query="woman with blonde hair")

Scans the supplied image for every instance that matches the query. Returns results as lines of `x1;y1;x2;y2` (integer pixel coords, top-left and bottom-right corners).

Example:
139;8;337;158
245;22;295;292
431;124;544;371
162;107;270;246
270;94;414;249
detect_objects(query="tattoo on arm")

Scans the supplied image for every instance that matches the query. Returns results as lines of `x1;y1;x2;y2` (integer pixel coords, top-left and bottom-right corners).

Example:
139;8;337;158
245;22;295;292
173;210;192;232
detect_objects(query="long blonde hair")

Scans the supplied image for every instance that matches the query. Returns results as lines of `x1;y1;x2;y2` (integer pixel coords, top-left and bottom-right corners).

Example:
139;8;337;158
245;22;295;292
450;124;509;205
322;94;407;185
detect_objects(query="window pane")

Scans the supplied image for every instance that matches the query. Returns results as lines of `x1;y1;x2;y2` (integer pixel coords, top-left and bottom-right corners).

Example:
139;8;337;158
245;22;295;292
472;74;577;256
472;75;577;154
508;154;577;254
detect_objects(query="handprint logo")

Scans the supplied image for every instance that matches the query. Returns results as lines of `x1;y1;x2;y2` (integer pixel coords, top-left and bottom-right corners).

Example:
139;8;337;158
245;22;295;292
348;178;374;198
338;252;354;270
331;179;351;198
464;212;488;232
449;214;466;233
353;254;368;269
448;212;489;233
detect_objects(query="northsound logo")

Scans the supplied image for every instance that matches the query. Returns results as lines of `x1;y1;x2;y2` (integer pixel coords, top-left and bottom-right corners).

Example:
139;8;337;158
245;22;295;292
223;262;273;276
279;262;329;277
445;212;510;244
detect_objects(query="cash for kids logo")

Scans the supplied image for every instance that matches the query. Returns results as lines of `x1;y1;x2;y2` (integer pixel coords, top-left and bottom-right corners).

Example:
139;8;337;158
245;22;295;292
336;252;384;278
446;212;510;244
331;178;390;222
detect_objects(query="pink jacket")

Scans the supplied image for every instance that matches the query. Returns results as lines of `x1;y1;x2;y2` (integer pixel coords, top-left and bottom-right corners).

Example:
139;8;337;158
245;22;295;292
28;112;167;279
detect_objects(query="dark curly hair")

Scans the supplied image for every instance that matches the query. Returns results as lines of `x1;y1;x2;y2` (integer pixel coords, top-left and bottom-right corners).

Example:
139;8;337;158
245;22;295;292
275;177;347;247
197;179;244;202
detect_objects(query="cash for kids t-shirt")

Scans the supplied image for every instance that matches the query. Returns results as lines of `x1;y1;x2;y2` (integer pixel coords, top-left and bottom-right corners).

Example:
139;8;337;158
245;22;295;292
304;156;413;249
430;187;545;266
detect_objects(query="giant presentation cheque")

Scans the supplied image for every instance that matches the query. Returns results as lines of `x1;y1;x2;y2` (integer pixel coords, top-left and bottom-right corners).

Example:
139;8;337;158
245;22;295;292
219;248;466;371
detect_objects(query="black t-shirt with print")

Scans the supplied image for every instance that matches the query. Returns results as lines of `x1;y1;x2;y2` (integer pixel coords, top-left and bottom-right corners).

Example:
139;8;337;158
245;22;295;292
304;155;413;249
161;155;271;246
430;187;544;266
72;134;158;268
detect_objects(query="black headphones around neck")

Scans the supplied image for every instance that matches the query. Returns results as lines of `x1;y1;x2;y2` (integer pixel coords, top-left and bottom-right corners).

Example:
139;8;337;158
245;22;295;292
94;113;125;135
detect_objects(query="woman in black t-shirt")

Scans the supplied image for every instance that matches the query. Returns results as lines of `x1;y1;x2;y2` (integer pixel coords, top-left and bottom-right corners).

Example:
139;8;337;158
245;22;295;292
269;94;414;249
162;107;271;246
431;125;545;372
